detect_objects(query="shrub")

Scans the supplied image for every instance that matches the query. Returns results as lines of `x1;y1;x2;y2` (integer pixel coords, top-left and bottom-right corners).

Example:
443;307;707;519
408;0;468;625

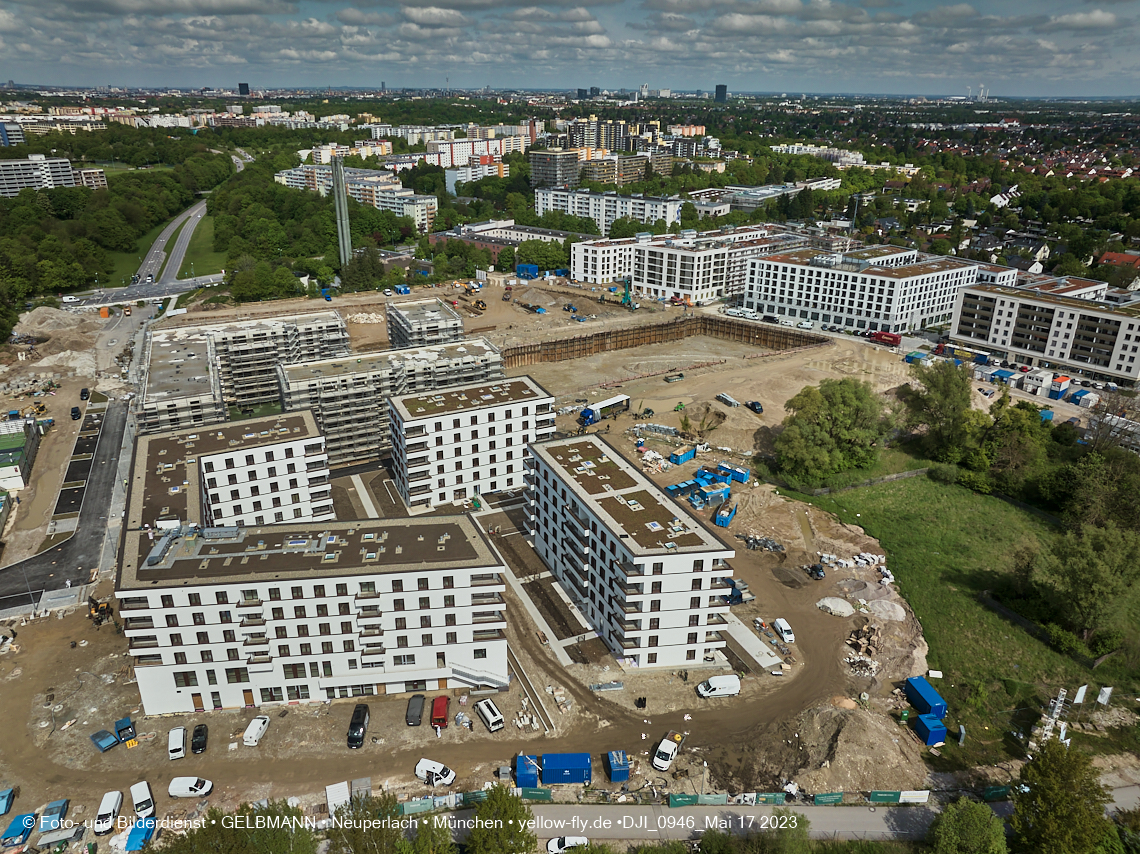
956;469;994;494
928;462;961;484
1045;623;1085;657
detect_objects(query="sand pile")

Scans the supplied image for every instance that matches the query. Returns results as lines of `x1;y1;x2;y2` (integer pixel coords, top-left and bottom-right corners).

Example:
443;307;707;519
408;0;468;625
14;307;96;336
33;351;98;377
868;600;907;622
818;597;856;617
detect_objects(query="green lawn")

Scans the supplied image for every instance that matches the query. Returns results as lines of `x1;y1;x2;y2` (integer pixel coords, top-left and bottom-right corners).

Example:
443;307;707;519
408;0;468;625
178;215;228;279
802;477;1137;768
156;218;188;281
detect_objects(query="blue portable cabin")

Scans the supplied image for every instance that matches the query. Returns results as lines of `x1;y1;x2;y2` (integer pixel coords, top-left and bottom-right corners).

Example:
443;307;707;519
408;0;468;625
1068;389;1088;403
554;269;570;277
90;729;119;752
395;285;411;295
516;263;539;280
541;753;591;785
717;462;750;484
516;755;540;788
914;714;948;746
0;814;35;848
904;351;926;364
0;790;13;818
904;676;947;720
992;369;1016;385
669;446;696;465
974;353;990;365
126;818;157;852
605;751;630;783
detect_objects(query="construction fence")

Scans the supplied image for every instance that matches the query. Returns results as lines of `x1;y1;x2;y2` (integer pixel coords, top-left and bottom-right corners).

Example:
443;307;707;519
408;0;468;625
502;317;827;369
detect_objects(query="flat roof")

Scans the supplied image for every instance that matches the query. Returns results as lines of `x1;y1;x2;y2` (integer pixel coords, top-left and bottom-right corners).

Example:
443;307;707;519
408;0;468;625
392;376;551;421
142;331;217;403
386;298;463;327
844;245;913;260
280;338;500;386
966;283;1140;318
762;249;975;279
531;436;731;556
156;309;343;333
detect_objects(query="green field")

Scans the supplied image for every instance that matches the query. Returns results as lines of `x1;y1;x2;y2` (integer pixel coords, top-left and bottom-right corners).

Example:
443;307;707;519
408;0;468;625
106;219;170;288
802;476;1140;768
178;215;228;279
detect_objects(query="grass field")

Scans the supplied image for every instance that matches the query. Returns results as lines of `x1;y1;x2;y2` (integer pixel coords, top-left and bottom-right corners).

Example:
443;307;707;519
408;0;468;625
178;215;227;279
801;476;1139;768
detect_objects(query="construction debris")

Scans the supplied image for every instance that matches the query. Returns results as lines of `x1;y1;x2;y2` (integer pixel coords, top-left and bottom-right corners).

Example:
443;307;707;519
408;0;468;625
846;623;884;656
737;534;785;552
844;655;880;678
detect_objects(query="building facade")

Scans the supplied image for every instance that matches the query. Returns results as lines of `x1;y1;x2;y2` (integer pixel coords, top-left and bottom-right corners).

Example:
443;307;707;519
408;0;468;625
745;247;980;332
949;278;1140;383
529;148;583;188
389;377;555;509
274;164;438;232
0;154;76;197
535;188;683;236
445;158;509;195
386;299;465;350
526;436;733;668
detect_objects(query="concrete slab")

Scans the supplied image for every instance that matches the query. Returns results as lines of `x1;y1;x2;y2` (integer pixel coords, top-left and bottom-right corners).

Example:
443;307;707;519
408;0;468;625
723;611;785;669
350;474;380;519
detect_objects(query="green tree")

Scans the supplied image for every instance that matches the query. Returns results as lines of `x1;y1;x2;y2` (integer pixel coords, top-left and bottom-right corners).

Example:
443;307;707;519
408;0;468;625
464;787;536;854
404;814;457;854
927;796;1008;854
157;802;317;854
900;360;977;461
1023;522;1140;639
774;378;888;482
1011;738;1115;854
764;808;811;854
326;794;403;854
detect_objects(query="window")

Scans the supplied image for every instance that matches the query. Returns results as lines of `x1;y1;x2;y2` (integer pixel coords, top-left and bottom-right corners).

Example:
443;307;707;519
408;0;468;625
299;643;311;656
421;634;432;646
395;618;407;630
200;650;213;663
271;608;284;620
338;603;350;616
291;586;303;599
297;625;309;638
173;652;187;664
419;597;430;609
336;584;347;596
165;614;179;627
269;588;281;601
397;636;409;648
443;595;455;608
216;592;229;605
394;654;415;667
443;576;454;589
161;595;174;608
322;642;333;654
651;581;663;594
225;667;250;684
652;562;663;575
206;669;217;685
313;585;325;598
647;653;658;664
691;579;703;591
287;685;310;701
174;671;198;688
420;616;432;628
294;606;307;619
227;649;239;661
322;662;332;677
192;612;206;625
649;618;660;630
689;615;700;627
418;578;429;591
650;600;661;612
188;593;201;606
446;632;457;644
169;633;183;646
649;636;659;647
690;597;701;609
319;623;331;636
309;663;320;678
277;645;289;657
687;632;698;644
445;614;457;626
394;599;405;611
343;640;354;652
196;631;209;644
686;650;697;661
474;648;487;659
261;687;283;703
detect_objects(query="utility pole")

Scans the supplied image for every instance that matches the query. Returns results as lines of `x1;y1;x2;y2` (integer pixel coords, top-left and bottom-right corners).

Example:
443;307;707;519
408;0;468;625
331;156;352;269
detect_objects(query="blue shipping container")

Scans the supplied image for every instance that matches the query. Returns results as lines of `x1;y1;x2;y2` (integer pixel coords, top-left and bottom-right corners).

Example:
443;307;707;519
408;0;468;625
606;751;630;783
516;755;540;788
541;753;592;785
669;447;695;465
717;462;750;483
914;714;948;746
516;264;539;280
974;354;989;364
904;676;947;720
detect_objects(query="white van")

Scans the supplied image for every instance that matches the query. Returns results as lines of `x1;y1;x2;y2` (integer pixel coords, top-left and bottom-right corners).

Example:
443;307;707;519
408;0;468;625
797;320;814;330
773;618;795;644
61;296;79;304
779;318;796;327
130;781;155;819
168;726;186;760
93;791;122;835
696;674;741;698
473;698;505;733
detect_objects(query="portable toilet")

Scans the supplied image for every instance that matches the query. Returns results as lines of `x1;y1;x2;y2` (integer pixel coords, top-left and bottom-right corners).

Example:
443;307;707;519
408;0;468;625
515;755;540;788
605;751;630;783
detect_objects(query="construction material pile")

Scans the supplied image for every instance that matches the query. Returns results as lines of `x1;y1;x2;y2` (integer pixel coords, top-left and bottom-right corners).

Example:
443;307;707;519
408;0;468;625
737;533;785;552
846;623;884;656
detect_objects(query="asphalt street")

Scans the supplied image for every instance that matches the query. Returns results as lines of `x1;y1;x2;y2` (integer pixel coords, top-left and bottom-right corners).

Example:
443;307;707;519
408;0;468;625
0;401;128;613
136;198;207;285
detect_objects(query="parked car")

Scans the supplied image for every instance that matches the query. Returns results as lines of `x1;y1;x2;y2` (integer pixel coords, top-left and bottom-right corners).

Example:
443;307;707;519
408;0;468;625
130;781;155;819
191;724;208;754
652;732;683;772
696;674;741;698
242;715;270;746
70;406;81;420
415;758;456;786
168;777;213;798
473;698;504;733
168;726;186;760
745;401;764;414
80;387;89;400
773;618;795;644
796;320;813;329
93;791;122;835
548;838;590;853
347;703;370;749
430;695;450;729
39;799;69;833
405;694;426;726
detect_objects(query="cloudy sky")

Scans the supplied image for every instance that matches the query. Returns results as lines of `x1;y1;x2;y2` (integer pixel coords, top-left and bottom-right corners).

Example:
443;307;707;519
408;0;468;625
1;0;1136;97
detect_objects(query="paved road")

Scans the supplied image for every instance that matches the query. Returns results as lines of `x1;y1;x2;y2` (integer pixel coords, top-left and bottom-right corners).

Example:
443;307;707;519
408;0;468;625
136;199;207;285
160;201;209;284
0;401;128;613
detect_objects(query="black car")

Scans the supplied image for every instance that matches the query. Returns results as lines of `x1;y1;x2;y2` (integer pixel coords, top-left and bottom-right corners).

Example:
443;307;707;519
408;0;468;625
347;703;370;749
405;694;426;727
191;724;208;754
80;388;89;400
70;406;81;420
746;401;764;414
806;564;826;580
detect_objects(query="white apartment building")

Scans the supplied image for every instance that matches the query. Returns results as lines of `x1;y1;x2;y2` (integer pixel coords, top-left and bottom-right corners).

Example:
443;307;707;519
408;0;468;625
571;225;808;302
535;188;683;236
368;125;455;145
389;377;555;509
274;164;438;232
119;415;508;715
950;278;1140;383
426;136;528;168
386;298;465;350
185;412;335;529
445;161;509;196
0;154;77;197
745;246;980;332
526;436;733;668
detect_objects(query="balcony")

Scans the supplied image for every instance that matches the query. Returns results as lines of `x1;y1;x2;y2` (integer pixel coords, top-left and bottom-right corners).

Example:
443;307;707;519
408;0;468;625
471;574;503;587
243;636;269;647
123;617;154;630
128;638;160;650
472;629;506;641
620;637;641;650
470;592;504;607
359;627;384;639
247;653;273;665
710;578;732;590
472;610;506;625
119;599;149;611
408;456;429;468
362;645;387;657
561;536;588;557
620;601;643;615
615;558;643;577
239;616;266;627
357;608;383;621
409;484;431;496
306;461;327;473
706;613;728;626
237;598;262;609
618;617;641;632
134;655;163;667
618;581;644;596
355;591;379;601
704;631;726;643
406;441;428;453
535;417;555;430
404;425;427;438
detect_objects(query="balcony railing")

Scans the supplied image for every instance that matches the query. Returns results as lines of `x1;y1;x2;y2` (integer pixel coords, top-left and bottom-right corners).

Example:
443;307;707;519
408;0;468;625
239;616;266;627
237;598;262;608
359;627;384;638
472;611;505;624
470;592;505;606
247;653;273;665
120;599;149;611
620;637;641;650
123;617;154;630
128;638;160;650
471;574;503;587
615;558;643;577
362;645;387;656
406;441;428;453
243;636;269;646
704;631;726;643
472;629;506;641
619;582;644;596
619;617;641;632
620;601;642;615
357;608;383;620
404;425;427;438
355;591;379;601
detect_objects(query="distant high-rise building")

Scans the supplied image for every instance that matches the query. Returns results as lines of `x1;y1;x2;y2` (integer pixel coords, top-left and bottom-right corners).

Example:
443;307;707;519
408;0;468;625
715;84;727;103
381;81;386;91
589;86;601;97
577;89;589;100
529;148;582;189
238;82;250;96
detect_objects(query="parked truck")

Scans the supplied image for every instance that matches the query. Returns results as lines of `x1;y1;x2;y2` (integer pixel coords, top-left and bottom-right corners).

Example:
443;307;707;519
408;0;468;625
578;394;631;427
870;331;902;347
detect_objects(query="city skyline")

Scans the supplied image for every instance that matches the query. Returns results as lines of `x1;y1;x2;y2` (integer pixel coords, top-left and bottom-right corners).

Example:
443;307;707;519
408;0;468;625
1;0;1138;98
